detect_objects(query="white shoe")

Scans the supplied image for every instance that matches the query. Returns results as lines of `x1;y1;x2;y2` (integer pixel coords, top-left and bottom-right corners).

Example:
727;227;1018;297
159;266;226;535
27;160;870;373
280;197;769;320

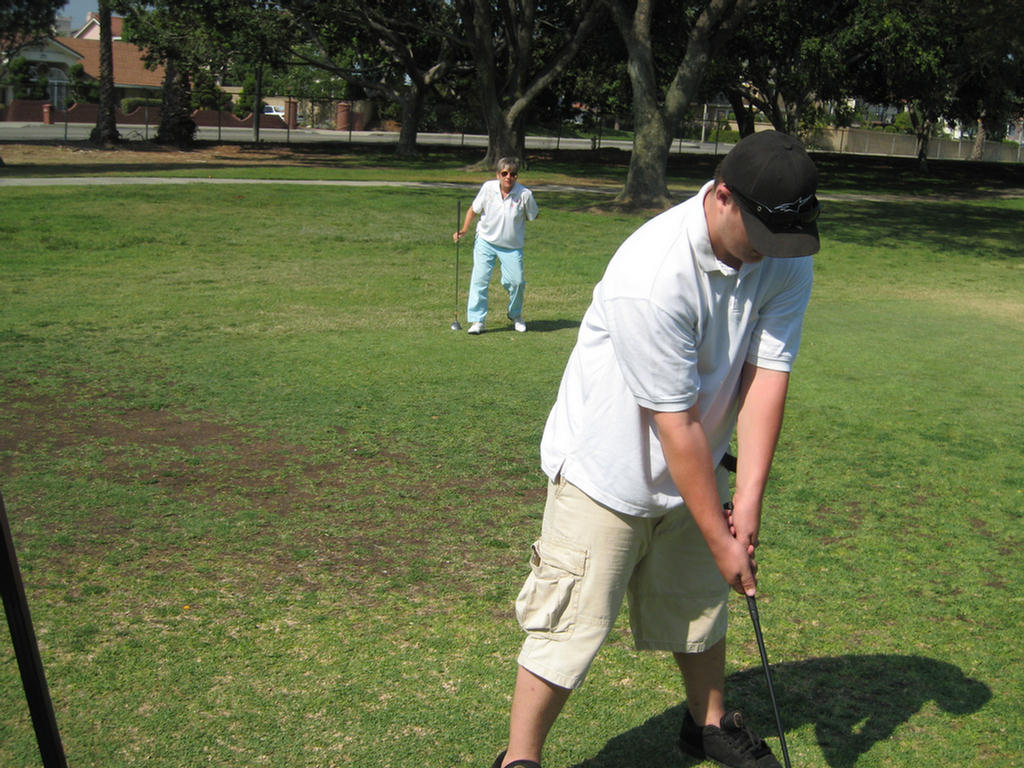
512;317;527;333
467;321;485;335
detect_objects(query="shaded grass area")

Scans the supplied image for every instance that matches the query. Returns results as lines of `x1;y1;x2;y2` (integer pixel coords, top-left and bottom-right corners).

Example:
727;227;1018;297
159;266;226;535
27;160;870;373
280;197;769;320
3;139;1022;201
1;167;1021;768
0;141;639;189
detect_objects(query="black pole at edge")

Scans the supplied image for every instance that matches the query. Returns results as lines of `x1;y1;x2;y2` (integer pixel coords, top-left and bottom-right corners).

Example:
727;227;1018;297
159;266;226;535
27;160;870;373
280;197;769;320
1;492;68;768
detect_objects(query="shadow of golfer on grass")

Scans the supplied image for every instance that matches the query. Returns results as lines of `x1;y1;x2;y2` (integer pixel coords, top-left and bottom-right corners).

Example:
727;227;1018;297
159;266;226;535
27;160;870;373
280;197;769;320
568;655;990;768
478;318;581;334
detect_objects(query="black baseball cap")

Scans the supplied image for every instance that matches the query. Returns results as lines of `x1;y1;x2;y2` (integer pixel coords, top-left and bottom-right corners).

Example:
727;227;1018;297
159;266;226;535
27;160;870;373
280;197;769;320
719;130;820;258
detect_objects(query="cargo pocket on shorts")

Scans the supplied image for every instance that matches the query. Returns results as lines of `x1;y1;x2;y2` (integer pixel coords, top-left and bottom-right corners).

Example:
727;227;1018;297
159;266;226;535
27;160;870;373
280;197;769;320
515;537;587;639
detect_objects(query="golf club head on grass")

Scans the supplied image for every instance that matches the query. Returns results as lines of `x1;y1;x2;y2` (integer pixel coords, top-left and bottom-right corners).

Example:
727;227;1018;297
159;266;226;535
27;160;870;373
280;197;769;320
450;319;462;330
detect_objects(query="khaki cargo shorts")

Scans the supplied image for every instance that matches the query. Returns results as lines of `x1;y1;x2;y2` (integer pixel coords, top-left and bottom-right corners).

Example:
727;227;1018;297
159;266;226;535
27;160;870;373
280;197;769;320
515;470;731;690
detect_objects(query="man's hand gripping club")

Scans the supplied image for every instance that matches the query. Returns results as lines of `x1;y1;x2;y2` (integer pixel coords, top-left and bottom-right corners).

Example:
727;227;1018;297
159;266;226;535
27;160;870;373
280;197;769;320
651;408;758;597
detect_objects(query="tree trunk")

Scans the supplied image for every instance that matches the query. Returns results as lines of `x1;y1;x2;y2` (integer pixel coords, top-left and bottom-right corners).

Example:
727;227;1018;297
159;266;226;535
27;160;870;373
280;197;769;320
609;0;755;208
464;0;517;167
763;96;785;132
970;119;986;161
481;114;519;169
727;90;756;137
909;107;931;172
252;64;264;144
780;93;800;135
90;0;119;144
474;48;518;166
610;0;667;205
395;85;424;157
459;0;603;169
620;40;672;207
622;113;672;207
156;57;196;148
914;132;929;171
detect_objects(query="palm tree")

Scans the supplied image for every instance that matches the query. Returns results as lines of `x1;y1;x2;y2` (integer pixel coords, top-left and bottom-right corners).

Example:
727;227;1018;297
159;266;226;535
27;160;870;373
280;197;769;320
90;0;120;144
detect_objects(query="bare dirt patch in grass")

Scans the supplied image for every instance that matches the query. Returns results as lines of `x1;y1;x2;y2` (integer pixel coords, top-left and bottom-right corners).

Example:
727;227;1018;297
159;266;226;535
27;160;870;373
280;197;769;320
0;378;530;609
0;141;342;170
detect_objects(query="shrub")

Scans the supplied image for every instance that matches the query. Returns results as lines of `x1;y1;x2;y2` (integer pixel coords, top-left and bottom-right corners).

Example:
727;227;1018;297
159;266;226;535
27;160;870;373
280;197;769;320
892;111;915;134
4;57;47;100
191;69;232;111
121;97;162;114
233;73;262;118
68;62;98;104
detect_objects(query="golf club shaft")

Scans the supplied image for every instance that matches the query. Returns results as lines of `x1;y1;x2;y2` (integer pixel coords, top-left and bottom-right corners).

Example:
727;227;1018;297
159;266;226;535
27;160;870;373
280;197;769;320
454;199;461;323
746;595;792;768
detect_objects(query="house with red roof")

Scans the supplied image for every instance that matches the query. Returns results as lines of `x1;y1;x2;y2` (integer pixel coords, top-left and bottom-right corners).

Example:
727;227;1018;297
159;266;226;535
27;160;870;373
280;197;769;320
1;15;164;113
54;35;164;99
72;12;126;41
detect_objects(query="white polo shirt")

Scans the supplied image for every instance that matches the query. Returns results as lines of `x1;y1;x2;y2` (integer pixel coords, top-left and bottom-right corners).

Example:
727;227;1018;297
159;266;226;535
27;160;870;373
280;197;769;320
540;181;813;517
472;179;538;249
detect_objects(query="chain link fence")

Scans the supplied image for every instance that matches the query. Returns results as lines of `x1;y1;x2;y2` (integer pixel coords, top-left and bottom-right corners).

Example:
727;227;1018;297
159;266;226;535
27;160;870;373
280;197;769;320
4;95;1022;164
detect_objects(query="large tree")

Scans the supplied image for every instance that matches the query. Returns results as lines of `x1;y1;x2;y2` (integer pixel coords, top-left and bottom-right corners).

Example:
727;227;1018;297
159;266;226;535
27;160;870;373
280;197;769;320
226;1;300;143
705;0;857;137
90;0;120;144
0;0;63;77
552;19;631;137
839;1;951;168
830;0;1024;169
122;1;210;147
605;0;758;208
287;0;459;156
0;0;63;165
128;0;299;145
942;0;1024;159
710;0;1023;166
453;0;605;167
189;0;299;143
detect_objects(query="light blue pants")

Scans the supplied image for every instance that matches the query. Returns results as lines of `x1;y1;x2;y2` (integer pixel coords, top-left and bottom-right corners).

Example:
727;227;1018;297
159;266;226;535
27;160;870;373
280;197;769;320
467;239;525;323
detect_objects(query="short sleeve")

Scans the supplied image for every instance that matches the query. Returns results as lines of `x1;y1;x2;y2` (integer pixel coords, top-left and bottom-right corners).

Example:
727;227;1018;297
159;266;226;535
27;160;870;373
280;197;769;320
525;190;539;220
747;258;813;371
604;296;700;412
471;183;488;214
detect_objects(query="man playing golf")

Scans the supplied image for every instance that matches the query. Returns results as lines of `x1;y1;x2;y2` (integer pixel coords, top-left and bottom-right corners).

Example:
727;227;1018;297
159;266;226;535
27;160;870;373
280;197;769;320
454;157;538;335
490;131;820;768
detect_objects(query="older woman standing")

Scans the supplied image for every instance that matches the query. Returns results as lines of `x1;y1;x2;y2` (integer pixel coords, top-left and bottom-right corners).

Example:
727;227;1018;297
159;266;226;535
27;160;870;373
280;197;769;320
453;157;539;334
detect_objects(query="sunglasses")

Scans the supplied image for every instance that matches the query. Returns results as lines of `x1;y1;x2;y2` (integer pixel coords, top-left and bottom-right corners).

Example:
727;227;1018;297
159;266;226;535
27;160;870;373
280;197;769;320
729;186;820;229
500;170;518;178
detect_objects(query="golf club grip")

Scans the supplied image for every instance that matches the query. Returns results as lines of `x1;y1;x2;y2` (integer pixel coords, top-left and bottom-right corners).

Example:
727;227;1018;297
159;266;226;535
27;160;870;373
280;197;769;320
746;596;792;768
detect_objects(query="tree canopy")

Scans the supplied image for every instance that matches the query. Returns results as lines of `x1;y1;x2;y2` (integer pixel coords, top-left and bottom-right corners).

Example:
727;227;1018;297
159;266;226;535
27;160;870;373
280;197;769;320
451;0;606;167
834;0;1024;166
285;0;459;156
43;0;1023;194
0;0;63;78
606;0;758;206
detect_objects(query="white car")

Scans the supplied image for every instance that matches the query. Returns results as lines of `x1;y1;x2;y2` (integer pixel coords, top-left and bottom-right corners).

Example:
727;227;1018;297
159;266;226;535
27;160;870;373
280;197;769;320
263;104;286;121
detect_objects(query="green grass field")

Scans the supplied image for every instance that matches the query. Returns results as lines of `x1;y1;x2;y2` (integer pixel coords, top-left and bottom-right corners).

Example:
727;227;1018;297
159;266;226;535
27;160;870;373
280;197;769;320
1;144;1022;768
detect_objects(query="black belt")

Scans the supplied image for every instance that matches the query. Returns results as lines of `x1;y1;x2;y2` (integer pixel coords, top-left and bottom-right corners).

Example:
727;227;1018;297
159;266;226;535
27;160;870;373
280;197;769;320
720;452;737;473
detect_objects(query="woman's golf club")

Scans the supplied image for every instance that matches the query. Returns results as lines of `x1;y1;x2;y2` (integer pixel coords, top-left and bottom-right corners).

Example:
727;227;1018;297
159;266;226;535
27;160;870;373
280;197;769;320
746;595;792;768
450;198;462;331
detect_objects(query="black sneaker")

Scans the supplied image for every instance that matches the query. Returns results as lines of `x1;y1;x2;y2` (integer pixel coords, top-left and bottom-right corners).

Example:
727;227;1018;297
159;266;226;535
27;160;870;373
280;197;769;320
489;749;541;768
678;710;781;768
678;709;706;760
